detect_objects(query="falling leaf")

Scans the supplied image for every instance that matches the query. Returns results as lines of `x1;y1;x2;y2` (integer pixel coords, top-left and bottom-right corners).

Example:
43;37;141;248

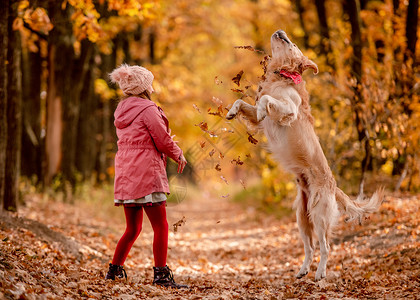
199;141;206;148
246;154;251;158
208;105;224;117
234;45;266;54
231;156;244;165
232;70;244;86
214;76;222;85
221;194;230;198
215;163;221;171
231;88;244;94
212;96;223;105
219;152;224;159
195;121;208;132
240;179;246;189
209;149;215;157
192;104;201;113
220;175;228;185
216;221;221;224
247;132;258;144
173;216;186;233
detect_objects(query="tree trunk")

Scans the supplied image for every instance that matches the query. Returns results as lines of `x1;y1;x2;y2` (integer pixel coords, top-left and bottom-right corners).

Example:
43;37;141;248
345;0;370;193
0;0;9;211
4;1;22;211
76;47;99;180
21;41;43;180
294;0;310;49
45;3;94;193
314;0;331;55
405;0;418;62
96;50;117;183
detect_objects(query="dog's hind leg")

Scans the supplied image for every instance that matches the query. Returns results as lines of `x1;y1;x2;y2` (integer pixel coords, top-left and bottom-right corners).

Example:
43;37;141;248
295;186;314;279
311;193;338;281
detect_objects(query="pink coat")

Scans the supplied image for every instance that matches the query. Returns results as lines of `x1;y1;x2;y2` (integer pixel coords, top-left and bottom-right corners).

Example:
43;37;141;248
113;97;182;200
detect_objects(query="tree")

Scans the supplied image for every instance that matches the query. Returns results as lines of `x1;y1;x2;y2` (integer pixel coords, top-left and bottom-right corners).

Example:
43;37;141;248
4;1;22;211
344;0;371;194
0;0;9;211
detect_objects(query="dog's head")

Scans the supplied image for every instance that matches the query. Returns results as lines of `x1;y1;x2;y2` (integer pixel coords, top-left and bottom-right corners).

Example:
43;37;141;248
270;30;318;75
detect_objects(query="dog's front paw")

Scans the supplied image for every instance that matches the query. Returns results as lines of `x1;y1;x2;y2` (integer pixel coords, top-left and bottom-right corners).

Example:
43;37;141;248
226;100;242;120
278;113;296;126
257;107;267;122
226;109;237;120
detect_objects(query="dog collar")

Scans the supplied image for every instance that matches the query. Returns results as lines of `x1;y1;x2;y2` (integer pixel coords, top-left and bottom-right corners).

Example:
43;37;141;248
274;70;302;85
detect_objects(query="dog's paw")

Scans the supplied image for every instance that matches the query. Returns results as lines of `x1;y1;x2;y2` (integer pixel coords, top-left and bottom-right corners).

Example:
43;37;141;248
296;270;308;279
226;110;237;120
257;107;267;122
278;113;296;126
314;270;326;281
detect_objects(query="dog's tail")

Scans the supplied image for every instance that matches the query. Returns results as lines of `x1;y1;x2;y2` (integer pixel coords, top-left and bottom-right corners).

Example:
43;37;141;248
335;187;384;224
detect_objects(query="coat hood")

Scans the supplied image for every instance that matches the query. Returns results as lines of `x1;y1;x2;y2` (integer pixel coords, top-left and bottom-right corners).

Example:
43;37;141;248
114;97;155;129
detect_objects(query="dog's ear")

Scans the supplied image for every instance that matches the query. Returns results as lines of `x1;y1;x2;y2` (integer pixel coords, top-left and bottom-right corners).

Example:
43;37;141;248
302;58;319;75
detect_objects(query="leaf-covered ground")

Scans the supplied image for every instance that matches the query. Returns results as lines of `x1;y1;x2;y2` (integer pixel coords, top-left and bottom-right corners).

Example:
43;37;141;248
0;191;419;299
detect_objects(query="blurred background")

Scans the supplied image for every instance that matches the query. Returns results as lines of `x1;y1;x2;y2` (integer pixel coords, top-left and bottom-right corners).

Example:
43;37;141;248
0;0;419;213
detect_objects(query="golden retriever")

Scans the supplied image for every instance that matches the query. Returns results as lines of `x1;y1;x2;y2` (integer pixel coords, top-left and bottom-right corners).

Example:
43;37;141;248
226;30;383;281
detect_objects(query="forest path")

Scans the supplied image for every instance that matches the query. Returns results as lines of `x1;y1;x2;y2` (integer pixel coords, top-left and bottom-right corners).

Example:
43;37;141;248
0;191;419;299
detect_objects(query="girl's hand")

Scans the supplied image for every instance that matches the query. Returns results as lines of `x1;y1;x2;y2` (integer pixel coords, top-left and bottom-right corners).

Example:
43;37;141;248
177;154;187;173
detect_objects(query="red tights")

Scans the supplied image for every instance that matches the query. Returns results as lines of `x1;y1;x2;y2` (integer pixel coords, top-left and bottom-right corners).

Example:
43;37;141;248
112;204;168;267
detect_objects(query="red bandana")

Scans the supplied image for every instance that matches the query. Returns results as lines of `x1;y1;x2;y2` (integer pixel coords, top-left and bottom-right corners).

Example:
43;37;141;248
277;70;302;85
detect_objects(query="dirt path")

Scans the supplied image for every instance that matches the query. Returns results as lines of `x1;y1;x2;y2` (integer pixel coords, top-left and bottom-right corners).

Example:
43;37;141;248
0;191;419;299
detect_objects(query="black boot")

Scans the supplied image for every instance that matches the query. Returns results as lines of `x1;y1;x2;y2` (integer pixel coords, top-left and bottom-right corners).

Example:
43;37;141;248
105;263;127;280
153;265;188;289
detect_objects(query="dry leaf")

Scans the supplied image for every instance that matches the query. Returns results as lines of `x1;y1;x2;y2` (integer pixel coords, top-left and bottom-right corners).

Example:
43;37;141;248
200;141;206;148
220;175;229;185
232;70;244;86
234;45;266;54
212;96;223;105
192;104;201;113
209;149;215;157
247;132;258;144
195;121;208;132
215;163;221;172
173;216;186;233
231;156;244;165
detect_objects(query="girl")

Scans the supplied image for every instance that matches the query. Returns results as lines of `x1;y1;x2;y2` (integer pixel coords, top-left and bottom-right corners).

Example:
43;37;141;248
105;64;188;289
